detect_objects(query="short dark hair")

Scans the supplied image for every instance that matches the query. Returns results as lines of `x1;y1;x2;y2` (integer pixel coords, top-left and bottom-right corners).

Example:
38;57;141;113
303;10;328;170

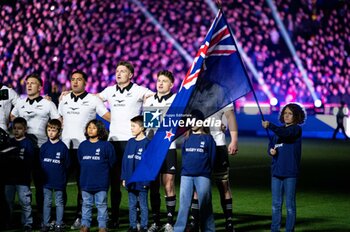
84;119;108;141
131;115;144;127
46;119;62;133
117;61;134;74
26;73;43;86
157;70;174;83
71;70;87;81
279;103;306;125
13;117;27;128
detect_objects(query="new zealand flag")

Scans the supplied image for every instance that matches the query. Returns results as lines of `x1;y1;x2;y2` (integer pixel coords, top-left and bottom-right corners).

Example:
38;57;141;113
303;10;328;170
128;9;251;184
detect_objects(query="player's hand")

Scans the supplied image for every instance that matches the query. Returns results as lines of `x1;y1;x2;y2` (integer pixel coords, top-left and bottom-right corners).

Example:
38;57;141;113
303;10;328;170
270;148;277;156
262;120;270;129
228;141;238;156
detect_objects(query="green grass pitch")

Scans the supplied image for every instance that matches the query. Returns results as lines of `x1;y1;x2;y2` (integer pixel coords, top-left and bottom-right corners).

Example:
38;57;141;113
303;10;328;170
5;136;350;231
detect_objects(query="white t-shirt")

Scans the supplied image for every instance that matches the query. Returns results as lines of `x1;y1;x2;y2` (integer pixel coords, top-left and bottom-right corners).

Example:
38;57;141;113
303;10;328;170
0;85;19;132
11;96;60;147
58;92;109;149
99;83;153;141
143;93;176;149
210;104;234;146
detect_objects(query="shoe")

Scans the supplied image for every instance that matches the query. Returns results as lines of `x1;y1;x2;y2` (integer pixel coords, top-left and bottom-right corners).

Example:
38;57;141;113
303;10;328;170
49;221;56;231
98;228;108;232
148;223;159;232
137;223;141;231
24;225;33;232
225;222;235;232
80;226;90;232
163;223;174;232
55;225;65;232
127;227;138;232
109;220;119;229
71;218;81;230
186;221;199;232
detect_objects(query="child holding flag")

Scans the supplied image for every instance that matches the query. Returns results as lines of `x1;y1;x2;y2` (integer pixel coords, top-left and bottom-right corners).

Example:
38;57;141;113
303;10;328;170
262;103;306;232
174;110;216;232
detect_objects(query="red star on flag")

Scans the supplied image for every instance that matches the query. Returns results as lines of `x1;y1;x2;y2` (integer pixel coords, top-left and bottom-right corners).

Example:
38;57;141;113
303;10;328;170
164;129;174;142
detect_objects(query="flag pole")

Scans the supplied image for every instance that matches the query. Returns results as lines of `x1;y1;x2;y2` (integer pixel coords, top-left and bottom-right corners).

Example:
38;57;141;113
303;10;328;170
218;5;272;141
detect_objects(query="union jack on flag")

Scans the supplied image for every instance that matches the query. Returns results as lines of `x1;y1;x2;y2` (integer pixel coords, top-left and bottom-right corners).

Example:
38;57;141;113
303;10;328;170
128;9;251;184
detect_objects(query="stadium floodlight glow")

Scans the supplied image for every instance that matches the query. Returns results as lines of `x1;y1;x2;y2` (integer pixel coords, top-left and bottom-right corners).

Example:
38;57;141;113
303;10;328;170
314;99;322;108
270;98;278;106
129;0;193;63
266;0;319;104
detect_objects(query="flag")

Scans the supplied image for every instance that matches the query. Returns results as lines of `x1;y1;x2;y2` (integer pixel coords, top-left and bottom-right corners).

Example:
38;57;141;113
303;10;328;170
128;9;251;184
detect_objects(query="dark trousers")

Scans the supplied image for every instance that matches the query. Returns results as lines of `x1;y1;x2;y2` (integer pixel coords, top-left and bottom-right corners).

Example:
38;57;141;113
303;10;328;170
32;147;44;218
149;176;161;225
110;141;127;224
65;148;82;219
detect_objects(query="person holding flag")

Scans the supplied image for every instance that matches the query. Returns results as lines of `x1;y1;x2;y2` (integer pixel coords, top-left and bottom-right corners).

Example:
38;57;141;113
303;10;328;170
128;9;252;232
174;110;216;232
187;104;239;232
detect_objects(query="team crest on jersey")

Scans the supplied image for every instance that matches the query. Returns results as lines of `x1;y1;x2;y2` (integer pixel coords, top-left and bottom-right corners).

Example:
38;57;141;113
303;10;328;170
95;148;101;156
64;101;68;105
36;105;43;109
200;141;205;148
82;101;89;106
126;92;132;97
137;148;143;155
21;105;25;109
56;152;61;159
112;94;116;97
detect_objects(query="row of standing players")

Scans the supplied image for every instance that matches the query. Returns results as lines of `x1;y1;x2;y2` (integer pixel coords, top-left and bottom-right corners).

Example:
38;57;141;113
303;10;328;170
0;61;239;232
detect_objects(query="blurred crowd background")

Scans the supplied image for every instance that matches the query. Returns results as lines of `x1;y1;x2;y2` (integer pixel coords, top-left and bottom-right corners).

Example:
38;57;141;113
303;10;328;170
0;0;349;108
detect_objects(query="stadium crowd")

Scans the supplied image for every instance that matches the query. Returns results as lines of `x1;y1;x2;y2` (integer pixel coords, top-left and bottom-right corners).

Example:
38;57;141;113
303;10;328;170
0;0;349;105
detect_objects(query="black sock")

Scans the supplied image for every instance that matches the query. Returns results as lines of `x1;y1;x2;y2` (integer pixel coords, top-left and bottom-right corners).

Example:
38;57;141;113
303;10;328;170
165;195;176;225
222;198;233;224
190;198;199;223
